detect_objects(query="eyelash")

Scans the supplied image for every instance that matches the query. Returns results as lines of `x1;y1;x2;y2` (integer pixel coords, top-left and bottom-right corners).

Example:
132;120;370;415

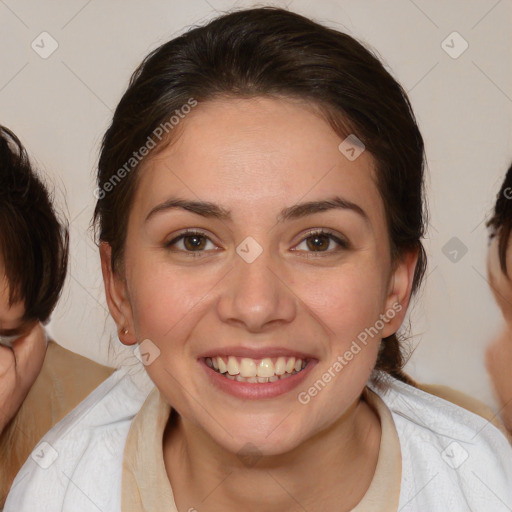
164;229;349;257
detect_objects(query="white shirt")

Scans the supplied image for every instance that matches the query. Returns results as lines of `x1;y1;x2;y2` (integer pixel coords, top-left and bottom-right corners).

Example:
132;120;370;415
4;367;512;512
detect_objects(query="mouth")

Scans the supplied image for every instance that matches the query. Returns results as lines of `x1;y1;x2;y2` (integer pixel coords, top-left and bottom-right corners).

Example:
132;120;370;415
200;354;316;400
204;355;309;383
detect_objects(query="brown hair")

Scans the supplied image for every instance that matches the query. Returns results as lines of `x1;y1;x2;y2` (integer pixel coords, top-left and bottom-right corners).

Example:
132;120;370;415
93;7;427;384
0;125;69;323
487;162;512;277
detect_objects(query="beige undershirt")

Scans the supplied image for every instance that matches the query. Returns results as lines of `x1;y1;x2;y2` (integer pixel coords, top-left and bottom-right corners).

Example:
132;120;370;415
122;386;402;512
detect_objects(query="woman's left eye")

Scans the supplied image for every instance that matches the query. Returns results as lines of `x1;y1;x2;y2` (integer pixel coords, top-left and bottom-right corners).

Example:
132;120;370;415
294;230;349;254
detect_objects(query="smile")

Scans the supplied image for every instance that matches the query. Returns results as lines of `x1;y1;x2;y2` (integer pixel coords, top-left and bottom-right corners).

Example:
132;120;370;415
205;355;308;383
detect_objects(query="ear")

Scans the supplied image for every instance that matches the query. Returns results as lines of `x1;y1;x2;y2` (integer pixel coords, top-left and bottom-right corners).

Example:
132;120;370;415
381;249;419;338
99;242;136;346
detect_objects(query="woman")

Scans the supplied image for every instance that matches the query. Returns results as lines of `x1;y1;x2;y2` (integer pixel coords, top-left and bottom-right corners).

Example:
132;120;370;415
6;7;512;511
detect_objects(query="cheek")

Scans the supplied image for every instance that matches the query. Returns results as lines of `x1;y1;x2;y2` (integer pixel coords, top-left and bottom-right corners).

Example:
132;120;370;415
293;261;387;343
294;267;384;411
290;259;386;401
127;255;219;340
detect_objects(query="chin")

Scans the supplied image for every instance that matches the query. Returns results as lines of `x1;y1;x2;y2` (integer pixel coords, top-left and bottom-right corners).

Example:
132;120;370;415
211;422;304;460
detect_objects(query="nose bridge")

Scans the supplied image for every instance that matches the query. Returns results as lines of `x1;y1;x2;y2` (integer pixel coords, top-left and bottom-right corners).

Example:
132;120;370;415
216;243;296;331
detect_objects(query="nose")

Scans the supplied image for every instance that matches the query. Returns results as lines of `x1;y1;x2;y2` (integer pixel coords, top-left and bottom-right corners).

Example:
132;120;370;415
216;249;296;333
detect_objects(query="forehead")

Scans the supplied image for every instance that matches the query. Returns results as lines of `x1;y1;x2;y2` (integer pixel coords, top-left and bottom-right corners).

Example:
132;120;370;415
133;96;385;226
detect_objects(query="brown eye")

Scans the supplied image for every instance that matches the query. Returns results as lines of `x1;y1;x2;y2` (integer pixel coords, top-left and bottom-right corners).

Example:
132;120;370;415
183;234;207;251
295;230;349;254
306;233;330;251
165;231;215;253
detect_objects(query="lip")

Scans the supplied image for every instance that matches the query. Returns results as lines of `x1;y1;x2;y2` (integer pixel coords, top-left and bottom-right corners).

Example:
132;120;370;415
198;346;316;361
199;357;318;400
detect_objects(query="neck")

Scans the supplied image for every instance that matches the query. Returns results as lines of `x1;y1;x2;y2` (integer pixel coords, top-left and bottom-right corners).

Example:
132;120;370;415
163;393;381;512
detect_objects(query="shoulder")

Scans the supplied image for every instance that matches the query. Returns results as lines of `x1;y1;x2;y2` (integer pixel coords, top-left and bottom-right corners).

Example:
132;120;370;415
15;340;115;430
0;340;116;508
43;340;115;402
369;375;512;511
4;367;154;512
416;381;511;440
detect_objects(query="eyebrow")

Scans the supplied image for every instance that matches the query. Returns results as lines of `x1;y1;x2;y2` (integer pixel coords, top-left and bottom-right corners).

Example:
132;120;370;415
145;195;369;224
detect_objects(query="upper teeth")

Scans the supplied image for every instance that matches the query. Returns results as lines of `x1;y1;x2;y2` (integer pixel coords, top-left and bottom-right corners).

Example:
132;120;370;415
205;356;305;378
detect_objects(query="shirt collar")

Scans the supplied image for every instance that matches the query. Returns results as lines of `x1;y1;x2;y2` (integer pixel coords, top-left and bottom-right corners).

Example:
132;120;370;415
122;386;401;511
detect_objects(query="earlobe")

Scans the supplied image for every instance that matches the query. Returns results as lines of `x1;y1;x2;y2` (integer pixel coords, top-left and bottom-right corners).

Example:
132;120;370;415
381;249;419;338
99;242;137;346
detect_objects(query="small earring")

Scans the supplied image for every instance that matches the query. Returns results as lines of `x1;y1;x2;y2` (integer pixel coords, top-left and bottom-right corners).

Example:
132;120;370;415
120;328;128;335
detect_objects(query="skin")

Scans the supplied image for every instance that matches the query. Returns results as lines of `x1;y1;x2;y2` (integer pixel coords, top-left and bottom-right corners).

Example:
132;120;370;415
101;97;418;511
0;266;47;433
486;235;512;432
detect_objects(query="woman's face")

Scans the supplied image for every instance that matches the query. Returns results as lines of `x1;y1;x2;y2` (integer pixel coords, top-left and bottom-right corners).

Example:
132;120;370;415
103;97;415;456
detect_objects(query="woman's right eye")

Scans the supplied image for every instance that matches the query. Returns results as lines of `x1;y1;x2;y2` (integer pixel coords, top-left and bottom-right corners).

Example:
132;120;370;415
165;230;217;254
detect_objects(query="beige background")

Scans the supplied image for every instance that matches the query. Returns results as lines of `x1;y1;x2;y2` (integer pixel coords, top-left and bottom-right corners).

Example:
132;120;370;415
1;0;511;408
